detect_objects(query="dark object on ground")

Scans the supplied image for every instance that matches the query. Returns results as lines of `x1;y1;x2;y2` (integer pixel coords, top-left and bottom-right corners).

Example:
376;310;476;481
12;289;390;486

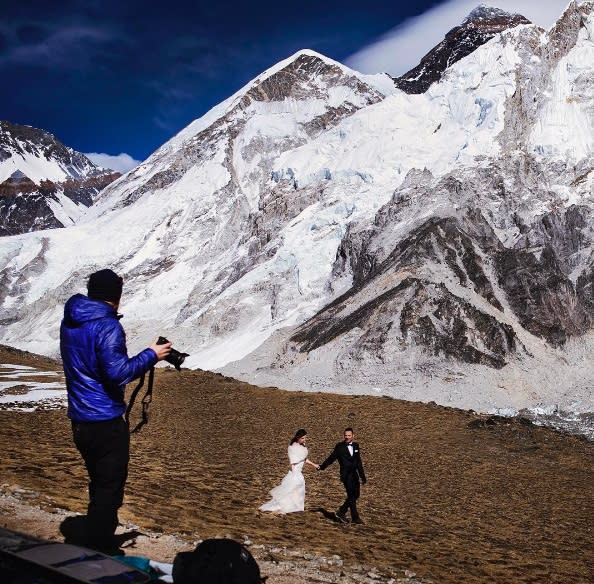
0;527;150;583
172;538;265;583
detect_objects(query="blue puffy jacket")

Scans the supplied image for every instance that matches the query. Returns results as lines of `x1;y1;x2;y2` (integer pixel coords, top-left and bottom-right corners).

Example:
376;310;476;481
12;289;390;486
60;294;158;422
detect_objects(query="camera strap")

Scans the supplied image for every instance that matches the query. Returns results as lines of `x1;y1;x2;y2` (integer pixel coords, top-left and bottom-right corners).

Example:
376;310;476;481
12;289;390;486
125;366;155;434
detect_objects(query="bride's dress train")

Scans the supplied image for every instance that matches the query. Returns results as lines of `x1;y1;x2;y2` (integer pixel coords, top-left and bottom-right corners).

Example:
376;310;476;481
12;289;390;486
260;443;307;514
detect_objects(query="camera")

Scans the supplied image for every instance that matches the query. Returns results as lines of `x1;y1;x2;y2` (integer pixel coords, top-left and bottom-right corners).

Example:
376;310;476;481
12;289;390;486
157;336;189;371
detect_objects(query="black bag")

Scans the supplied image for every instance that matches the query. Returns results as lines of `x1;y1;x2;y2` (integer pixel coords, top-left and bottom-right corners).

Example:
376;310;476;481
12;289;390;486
172;538;265;584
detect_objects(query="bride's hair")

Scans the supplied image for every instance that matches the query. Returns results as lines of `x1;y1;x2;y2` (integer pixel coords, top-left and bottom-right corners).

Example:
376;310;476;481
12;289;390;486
290;429;307;445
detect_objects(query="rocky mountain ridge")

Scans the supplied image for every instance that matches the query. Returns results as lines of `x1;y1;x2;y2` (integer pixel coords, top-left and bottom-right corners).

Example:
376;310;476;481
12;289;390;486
0;121;120;235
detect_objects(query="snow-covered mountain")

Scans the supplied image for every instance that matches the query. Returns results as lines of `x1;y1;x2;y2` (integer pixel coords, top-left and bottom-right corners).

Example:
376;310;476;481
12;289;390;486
0;121;120;235
1;2;593;419
393;4;532;93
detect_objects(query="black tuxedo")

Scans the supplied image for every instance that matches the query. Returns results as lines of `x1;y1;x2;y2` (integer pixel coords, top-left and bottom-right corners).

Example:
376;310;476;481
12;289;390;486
319;441;366;520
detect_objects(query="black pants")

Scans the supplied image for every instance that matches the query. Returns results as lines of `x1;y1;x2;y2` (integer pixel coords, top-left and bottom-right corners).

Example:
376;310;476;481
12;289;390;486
338;473;361;520
71;416;129;551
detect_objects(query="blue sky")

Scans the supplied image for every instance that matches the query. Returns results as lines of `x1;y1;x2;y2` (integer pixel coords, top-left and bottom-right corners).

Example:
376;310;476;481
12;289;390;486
1;0;568;171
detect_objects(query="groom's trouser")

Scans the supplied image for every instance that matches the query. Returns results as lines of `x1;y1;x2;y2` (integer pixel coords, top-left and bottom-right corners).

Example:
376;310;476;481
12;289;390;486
339;474;361;520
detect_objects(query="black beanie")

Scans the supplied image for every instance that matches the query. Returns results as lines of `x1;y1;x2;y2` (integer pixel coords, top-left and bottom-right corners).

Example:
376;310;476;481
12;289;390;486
87;269;123;303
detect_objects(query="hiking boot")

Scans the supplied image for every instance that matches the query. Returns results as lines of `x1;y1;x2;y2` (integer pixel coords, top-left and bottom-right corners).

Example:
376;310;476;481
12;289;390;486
334;511;348;524
351;517;363;524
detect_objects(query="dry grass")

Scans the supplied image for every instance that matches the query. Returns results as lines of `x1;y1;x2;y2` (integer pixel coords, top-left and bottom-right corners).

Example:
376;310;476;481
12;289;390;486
0;347;593;583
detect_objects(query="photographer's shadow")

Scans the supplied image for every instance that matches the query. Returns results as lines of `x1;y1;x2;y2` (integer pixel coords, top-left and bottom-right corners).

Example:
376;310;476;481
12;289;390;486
59;515;89;547
60;516;140;549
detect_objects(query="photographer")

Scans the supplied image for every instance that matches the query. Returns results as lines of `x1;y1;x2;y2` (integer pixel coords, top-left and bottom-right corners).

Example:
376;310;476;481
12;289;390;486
60;268;171;554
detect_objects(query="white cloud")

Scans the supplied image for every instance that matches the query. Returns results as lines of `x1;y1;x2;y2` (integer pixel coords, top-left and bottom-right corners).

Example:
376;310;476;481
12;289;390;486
345;0;572;76
0;24;117;71
85;152;140;173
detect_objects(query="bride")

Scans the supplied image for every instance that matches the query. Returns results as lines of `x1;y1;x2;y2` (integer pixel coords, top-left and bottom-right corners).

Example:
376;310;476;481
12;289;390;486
260;429;319;514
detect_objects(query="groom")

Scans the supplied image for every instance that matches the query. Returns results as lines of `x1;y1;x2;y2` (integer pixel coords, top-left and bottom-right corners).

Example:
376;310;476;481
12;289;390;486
318;427;367;524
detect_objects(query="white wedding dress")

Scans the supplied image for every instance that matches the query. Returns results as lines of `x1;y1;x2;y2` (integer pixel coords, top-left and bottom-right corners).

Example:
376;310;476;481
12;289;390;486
260;443;307;513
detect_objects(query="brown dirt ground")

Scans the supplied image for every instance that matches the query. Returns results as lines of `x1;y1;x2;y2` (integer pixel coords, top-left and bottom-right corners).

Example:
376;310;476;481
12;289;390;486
0;346;593;583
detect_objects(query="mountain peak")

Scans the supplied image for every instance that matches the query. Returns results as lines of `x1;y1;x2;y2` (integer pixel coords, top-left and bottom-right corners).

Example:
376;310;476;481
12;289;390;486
464;4;526;23
158;48;393;159
393;5;531;94
462;4;531;29
252;49;370;92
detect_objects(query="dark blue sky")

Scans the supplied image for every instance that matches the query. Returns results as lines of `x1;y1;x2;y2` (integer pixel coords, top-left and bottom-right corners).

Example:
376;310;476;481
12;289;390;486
1;0;443;163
